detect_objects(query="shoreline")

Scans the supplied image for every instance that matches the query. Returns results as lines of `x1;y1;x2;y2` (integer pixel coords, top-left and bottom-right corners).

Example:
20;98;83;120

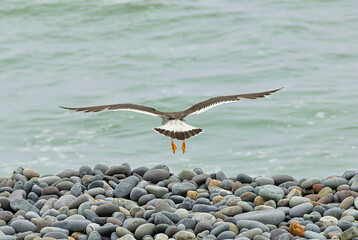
0;163;358;240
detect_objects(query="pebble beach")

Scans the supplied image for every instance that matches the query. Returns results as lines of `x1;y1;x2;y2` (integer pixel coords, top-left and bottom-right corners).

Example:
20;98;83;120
1;164;358;240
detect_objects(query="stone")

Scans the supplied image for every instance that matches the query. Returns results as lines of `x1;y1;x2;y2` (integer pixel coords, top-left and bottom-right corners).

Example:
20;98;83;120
54;195;75;209
41;186;60;196
239;228;263;239
317;187;332;199
340;196;355;209
43;232;68;239
208;179;221;189
194;222;213;234
258;185;284;201
221;206;243;216
22;169;40;179
10;199;39;214
210;223;230;236
174;230;195;240
96;203;120;217
271;175;295;185
145;185;168;198
130;187;147;201
217;230;236;240
255;177;275;186
172;183;196;196
116;227;134;237
289;196;311;207
0;211;13;222
304;230;327;240
320;216;339;227
88;230;101;240
289;221;305;237
191;213;216;225
192;204;217;212
236;173;253;183
40;226;70;235
289;202;313;217
51;220;91;232
10;220;37;233
234;209;285;225
236;220;269;232
143;169;170;183
123;218;147;233
114;176;139;198
324;177;348;189
301;178;322;189
155;199;171;212
134;223;155;239
178;170;196;181
341;226;358;240
78;165;92;177
38;176;61;185
105;164;131;176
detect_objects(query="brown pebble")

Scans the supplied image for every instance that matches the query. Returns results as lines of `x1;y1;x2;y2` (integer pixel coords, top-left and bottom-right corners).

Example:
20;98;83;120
72;232;85;240
41;186;60;196
231;181;243;193
36;219;52;232
304;194;319;202
155;199;171;212
254;196;266;206
340;196;355;209
318;193;334;204
186;190;198;200
107;217;122;226
213;196;225;205
336;190;358;202
240;192;257;202
22;169;40;179
312;184;324;193
5;179;14;188
221;206;242;216
0;211;13;222
289;221;305;237
208;179;222;189
211;212;226;220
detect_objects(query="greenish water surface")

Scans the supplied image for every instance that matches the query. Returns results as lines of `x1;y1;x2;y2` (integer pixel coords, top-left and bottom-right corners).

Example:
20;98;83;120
1;0;357;178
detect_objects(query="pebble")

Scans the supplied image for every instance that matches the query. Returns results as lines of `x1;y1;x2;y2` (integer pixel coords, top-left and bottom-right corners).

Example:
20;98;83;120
134;223;155;239
1;164;358;240
236;220;269;232
174;230;196;240
258;185;284;201
289;202;313;217
10;219;37;233
234;209;285;225
178;170;197;181
145;185;169;198
304;230;327;239
114;176;139;198
143;170;170;183
271;175;295;185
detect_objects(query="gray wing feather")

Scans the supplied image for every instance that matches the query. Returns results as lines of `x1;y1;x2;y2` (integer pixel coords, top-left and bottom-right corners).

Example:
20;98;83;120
59;103;165;117
181;87;283;117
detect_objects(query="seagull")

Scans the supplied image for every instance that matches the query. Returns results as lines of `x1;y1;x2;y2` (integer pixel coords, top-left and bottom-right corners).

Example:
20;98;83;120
60;87;283;154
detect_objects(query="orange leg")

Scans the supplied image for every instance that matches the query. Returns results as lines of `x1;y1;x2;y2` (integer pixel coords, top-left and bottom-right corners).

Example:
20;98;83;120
171;138;177;154
181;140;186;154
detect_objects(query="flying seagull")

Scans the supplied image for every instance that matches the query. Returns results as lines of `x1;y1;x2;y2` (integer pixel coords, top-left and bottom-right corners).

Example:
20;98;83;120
60;87;283;154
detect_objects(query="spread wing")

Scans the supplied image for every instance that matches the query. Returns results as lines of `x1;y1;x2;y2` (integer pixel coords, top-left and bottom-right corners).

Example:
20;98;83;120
181;87;283;117
59;103;165;117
